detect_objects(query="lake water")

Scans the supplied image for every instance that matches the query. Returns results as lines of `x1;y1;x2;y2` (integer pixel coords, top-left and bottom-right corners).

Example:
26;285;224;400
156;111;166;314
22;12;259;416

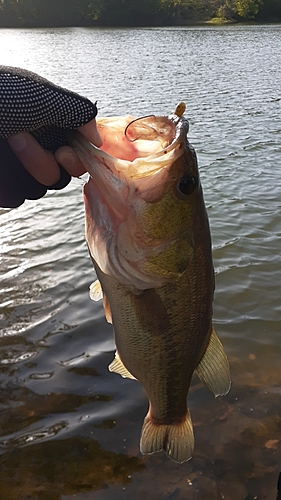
0;24;281;499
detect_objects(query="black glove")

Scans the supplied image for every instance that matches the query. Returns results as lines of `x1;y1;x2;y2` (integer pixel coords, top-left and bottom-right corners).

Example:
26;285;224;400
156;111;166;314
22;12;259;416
0;66;98;208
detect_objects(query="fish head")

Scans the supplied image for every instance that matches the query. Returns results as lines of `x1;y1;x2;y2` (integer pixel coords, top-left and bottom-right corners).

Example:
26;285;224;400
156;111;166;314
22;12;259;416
69;111;204;290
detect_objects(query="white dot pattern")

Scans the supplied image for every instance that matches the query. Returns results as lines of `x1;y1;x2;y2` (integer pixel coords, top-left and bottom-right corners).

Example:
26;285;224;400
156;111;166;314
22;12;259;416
0;66;97;150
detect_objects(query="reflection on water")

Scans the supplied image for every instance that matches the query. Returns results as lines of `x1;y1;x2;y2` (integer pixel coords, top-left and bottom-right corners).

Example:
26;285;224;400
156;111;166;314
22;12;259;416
1;367;281;499
0;437;144;500
0;24;281;499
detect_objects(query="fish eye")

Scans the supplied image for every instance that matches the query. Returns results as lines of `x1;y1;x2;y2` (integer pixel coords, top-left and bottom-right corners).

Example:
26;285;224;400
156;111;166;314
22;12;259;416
177;174;197;196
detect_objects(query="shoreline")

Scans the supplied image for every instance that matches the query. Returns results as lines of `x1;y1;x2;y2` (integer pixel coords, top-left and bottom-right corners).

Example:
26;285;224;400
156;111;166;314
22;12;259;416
0;20;281;29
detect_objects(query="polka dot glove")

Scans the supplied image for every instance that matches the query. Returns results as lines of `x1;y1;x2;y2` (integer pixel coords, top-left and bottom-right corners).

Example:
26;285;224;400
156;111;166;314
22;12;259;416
0;65;98;208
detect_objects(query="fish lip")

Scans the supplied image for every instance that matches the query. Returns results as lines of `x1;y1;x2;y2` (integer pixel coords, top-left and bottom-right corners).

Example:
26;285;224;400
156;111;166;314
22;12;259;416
67;114;189;180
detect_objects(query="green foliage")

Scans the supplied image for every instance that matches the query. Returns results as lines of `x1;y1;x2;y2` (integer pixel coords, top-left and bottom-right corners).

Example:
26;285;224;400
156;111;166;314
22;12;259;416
0;0;280;27
235;0;262;19
208;0;265;20
217;1;236;19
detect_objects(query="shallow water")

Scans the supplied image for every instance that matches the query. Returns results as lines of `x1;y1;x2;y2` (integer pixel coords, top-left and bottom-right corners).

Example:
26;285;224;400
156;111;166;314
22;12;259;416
0;25;281;499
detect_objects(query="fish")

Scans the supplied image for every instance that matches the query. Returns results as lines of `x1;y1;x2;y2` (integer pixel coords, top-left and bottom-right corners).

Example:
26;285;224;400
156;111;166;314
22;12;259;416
68;103;231;463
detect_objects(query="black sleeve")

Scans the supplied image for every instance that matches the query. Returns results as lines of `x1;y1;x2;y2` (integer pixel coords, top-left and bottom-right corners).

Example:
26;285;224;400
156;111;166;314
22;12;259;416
0;138;72;208
0;66;98;208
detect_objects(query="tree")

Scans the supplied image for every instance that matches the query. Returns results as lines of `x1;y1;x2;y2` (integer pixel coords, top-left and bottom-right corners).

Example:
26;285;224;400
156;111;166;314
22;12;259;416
0;0;279;27
235;0;262;18
217;1;236;19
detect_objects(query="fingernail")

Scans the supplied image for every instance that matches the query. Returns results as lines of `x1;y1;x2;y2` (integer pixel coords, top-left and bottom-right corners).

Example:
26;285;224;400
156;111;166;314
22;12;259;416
8;133;27;152
56;151;76;168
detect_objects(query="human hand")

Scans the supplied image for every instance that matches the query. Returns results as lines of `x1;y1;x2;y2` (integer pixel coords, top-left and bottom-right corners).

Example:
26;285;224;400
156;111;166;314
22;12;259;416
7;119;102;186
0;66;102;208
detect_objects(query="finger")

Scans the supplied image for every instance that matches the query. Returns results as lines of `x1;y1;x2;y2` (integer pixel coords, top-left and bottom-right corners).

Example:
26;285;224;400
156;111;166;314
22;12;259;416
54;146;87;177
8;132;61;186
78;118;103;147
55;118;103;177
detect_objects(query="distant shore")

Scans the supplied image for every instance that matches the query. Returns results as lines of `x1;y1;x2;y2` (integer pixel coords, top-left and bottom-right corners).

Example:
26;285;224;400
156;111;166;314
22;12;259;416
0;0;280;28
0;19;281;29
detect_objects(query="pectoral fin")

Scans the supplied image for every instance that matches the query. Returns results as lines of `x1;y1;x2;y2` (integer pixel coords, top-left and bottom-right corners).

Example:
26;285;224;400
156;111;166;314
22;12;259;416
89;279;103;301
195;326;231;397
89;280;112;324
108;351;136;380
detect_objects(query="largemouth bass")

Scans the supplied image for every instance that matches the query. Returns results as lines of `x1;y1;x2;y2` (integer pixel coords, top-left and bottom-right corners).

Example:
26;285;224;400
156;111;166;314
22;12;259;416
69;104;231;463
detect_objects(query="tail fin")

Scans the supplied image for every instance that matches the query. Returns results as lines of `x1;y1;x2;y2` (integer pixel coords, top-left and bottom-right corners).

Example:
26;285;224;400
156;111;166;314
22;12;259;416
140;410;194;463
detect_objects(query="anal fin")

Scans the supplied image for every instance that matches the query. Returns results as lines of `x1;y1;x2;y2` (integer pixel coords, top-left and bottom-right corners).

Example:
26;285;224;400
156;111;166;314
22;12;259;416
140;409;194;463
108;351;136;380
195;326;231;397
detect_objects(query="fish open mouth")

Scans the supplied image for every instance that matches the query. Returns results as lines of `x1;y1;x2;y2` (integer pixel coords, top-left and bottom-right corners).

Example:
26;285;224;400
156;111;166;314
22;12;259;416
67;113;188;231
67;109;192;289
68;112;188;178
